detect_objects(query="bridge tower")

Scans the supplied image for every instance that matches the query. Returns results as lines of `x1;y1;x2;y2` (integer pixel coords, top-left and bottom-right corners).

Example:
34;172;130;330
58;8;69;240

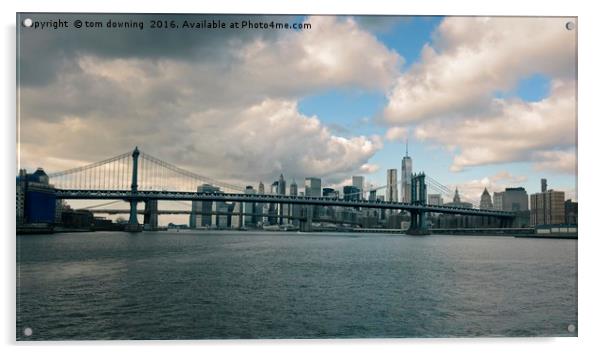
126;147;142;232
407;172;430;235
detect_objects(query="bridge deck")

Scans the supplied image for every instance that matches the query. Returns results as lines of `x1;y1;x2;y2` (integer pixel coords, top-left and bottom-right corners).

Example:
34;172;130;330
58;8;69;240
55;189;515;218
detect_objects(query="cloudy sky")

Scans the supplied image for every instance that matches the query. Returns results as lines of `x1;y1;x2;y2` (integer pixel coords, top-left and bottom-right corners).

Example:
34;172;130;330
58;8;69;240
17;14;577;206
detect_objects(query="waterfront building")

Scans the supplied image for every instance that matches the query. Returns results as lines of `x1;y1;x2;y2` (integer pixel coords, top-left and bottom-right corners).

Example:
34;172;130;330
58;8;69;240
502;187;529;211
16;168;57;224
565;199;578;225
401;141;413;203
479;188;494;209
352;176;365;200
386;169;398;202
530;189;566;226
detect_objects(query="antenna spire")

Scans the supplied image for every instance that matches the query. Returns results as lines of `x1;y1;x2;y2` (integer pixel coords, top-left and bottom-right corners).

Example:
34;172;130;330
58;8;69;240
405;137;408;157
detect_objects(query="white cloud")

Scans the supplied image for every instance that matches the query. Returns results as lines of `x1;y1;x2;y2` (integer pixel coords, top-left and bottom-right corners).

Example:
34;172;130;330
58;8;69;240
19;16;398;187
381;17;576;173
383;17;575;124
385;126;408;142
533;150;577;174
415;80;576;172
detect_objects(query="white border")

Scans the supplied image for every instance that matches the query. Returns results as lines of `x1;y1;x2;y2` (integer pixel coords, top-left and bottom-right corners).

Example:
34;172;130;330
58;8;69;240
2;1;601;353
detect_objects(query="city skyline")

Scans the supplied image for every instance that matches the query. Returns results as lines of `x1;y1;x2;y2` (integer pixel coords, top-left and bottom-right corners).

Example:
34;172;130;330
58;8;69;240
18;15;577;205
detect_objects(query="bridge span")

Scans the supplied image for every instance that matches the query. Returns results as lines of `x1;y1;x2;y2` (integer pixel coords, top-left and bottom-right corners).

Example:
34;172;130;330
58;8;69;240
42;147;515;234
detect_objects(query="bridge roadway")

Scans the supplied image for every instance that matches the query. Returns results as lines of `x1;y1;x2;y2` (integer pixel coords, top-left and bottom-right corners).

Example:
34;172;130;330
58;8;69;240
56;189;515;218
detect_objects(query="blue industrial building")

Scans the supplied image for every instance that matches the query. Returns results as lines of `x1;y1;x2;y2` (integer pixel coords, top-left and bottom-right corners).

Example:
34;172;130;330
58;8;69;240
16;168;56;224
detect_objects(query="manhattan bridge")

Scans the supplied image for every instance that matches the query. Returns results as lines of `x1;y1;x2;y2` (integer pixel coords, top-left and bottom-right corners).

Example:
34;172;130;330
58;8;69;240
44;147;515;234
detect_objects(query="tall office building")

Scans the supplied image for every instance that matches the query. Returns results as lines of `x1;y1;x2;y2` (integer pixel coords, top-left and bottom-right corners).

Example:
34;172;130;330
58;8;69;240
192;184;221;227
492;188;528;212
541;178;548;193
352;176;365;200
304;177;322;197
401;140;413;203
479;188;493;209
369;189;377;202
493;192;504;210
386;169;398;202
502;187;529;211
343;186;361;201
290;179;298;196
244;185;257;226
530;189;565;226
289;180;300;226
428;194;443;206
278;174;286;195
257;181;266;225
322;187;338;199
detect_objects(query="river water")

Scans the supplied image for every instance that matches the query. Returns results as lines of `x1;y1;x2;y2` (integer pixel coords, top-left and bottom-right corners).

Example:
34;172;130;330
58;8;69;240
16;231;577;340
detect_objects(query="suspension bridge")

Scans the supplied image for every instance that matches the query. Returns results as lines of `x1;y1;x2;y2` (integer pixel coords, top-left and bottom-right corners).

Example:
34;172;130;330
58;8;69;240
44;147;515;234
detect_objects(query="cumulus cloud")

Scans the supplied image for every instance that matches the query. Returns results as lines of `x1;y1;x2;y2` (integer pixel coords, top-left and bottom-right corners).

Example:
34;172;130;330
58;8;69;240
18;15;398;187
385;126;408;142
383;17;575;124
415;80;576;172
382;17;576;174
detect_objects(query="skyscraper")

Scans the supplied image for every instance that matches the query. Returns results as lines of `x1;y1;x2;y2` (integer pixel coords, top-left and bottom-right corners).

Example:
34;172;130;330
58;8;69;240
304;177;322;197
244;185;256;226
278;174;286;195
530;189;565;226
352;176;365;200
428;194;443;206
257;181;265;225
290;179;298;196
493;192;504;210
386;169;398;202
479;188;493;209
343;185;360;201
401;140;412;203
502;187;529;211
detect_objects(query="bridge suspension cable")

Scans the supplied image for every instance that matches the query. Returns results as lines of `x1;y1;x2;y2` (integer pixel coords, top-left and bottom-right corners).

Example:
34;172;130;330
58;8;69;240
138;152;245;193
46;148;246;193
425;175;482;208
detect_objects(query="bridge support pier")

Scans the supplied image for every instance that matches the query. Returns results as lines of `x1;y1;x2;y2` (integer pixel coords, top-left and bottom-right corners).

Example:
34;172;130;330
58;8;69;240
300;206;313;232
125;147;142;233
143;200;158;231
238;202;243;230
407;210;430;235
406;173;430;236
